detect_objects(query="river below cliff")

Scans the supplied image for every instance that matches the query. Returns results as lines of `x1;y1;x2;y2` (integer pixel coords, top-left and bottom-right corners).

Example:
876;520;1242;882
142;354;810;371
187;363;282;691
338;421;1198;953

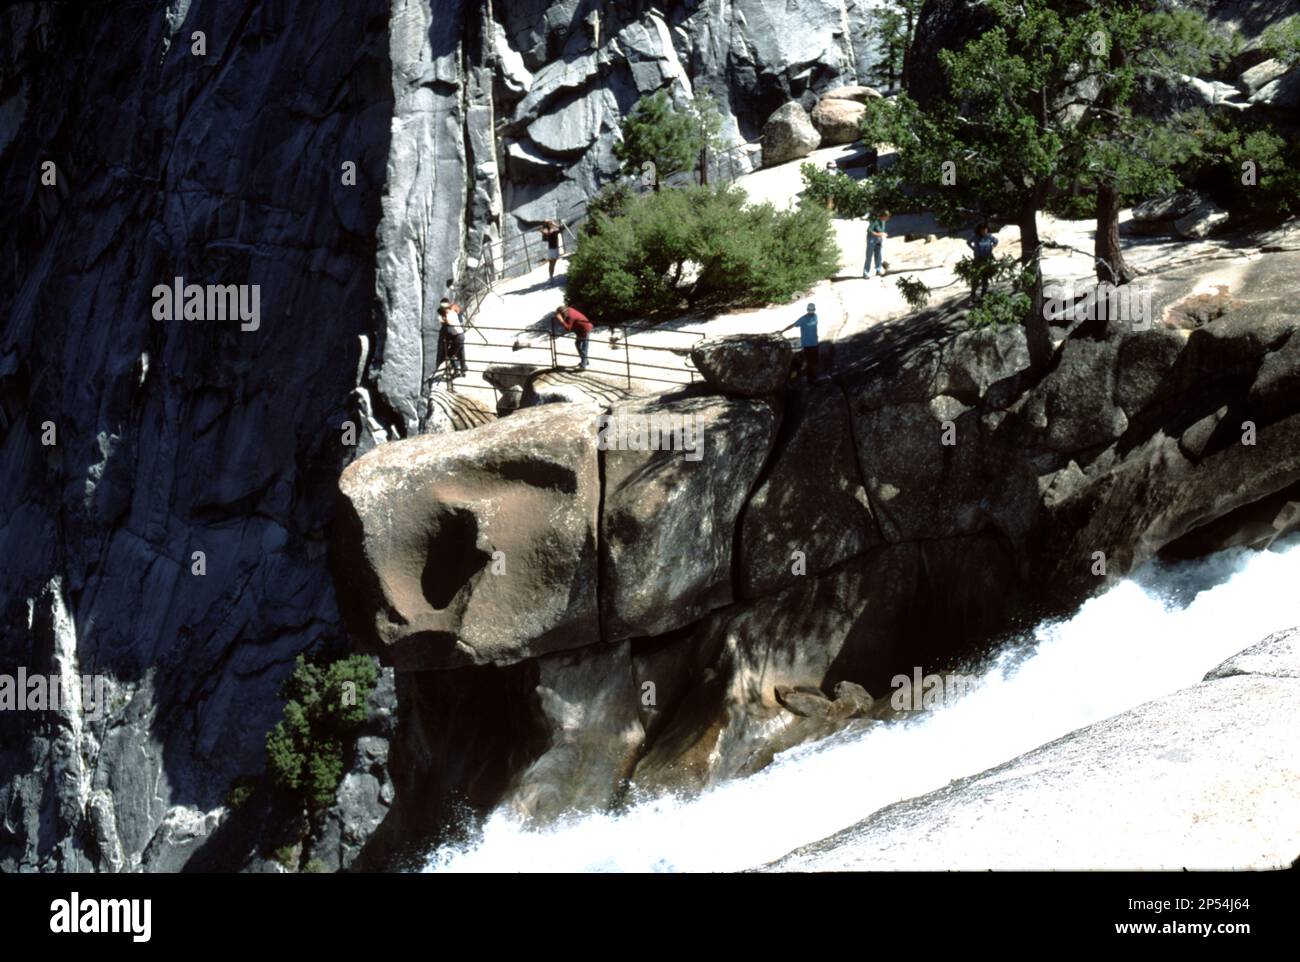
425;537;1300;872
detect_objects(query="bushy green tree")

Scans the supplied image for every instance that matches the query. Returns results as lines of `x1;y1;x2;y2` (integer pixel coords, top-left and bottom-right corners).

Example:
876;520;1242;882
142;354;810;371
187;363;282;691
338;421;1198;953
614;90;700;191
1069;4;1228;283
861;0;1226;355
266;653;379;810
1261;14;1300;65
567;185;840;322
799;163;877;218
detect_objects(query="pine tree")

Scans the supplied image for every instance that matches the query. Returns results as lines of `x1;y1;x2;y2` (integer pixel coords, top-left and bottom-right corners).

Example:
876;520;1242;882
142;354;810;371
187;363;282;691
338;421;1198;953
613;90;701;191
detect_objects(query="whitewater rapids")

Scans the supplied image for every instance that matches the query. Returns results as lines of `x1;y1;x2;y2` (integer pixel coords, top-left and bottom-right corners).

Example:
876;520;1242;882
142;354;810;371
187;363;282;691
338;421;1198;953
426;537;1300;872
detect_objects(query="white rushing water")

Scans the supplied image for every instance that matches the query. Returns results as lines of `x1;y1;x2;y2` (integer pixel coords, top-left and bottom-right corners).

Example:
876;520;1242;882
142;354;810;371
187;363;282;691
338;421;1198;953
427;537;1300;873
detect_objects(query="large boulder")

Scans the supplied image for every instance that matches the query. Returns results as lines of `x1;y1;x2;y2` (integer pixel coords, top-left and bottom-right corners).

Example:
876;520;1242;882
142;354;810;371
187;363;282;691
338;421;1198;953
1124;189;1205;236
811;98;867;145
761;101;821;167
333;404;601;670
1175;199;1230;239
422;389;496;434
932;325;1032;406
601;392;779;640
690;332;793;397
739;382;882;597
819;84;882;103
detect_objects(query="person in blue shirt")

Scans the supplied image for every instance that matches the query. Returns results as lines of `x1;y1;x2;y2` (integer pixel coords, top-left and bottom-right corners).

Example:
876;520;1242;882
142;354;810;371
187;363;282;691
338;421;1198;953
783;302;820;384
966;222;999;302
864;210;890;277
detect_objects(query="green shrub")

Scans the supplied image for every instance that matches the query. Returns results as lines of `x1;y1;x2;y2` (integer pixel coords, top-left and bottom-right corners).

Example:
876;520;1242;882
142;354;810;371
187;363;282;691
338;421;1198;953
567;185;840;323
224;779;255;811
266;653;379;810
967;290;1033;330
1261;15;1300;66
799;163;877;218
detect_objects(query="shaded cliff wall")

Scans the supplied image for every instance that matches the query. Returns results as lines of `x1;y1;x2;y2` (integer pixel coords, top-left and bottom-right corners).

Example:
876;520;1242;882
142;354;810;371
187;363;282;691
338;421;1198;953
0;0;391;871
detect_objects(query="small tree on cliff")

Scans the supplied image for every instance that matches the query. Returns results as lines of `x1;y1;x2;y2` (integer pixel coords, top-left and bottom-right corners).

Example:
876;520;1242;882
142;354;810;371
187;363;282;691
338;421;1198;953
614;90;700;191
868;0;923;90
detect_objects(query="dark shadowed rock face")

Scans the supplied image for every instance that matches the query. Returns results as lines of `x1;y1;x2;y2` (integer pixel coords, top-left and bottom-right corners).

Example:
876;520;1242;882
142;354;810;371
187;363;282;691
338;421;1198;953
0;0;391;873
0;0;894;873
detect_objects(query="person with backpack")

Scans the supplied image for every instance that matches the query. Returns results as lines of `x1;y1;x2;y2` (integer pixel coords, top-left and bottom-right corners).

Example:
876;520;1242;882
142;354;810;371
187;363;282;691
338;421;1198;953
864;210;890;277
966;222;999;302
782;302;820;384
540;219;564;282
555;304;593;370
438;298;467;381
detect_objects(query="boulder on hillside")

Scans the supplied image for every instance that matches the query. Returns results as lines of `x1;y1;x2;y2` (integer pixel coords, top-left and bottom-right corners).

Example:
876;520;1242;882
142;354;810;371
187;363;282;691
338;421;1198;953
333;403;601;670
820;84;882;103
1175;199;1230;239
1249;62;1300;112
601;392;779;640
811;98;867;145
690;332;793;397
762;101;821;167
775;684;834;718
1123;190;1206;236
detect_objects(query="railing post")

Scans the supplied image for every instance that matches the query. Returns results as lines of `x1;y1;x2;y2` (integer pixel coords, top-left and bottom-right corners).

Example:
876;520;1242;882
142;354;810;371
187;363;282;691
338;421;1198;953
624;329;632;389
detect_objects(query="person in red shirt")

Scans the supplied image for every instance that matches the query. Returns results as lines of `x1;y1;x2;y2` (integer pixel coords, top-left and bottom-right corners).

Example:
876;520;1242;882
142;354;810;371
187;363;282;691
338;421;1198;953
555;304;593;370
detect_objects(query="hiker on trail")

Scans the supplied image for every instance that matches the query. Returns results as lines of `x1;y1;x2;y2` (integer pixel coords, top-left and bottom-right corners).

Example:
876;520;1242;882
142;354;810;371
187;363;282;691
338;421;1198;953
966;222;999;302
783;302;820;385
555;304;593;370
438;298;467;381
864;210;890;277
540;219;564;282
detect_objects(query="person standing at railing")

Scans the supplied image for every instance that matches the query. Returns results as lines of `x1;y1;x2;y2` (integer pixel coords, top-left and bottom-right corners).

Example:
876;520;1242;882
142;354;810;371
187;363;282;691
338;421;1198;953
541;219;564;283
438;298;467;382
555;304;593;370
782;302;820;385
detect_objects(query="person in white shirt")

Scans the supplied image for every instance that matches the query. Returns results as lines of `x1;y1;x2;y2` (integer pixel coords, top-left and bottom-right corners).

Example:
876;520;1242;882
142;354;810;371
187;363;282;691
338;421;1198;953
437;298;467;380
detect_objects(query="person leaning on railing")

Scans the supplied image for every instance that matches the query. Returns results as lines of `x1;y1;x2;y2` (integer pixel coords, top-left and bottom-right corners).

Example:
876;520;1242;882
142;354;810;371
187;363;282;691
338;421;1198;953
554;304;593;370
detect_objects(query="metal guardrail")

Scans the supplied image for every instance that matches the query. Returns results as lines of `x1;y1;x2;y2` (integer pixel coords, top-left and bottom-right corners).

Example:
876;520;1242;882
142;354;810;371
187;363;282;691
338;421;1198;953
421;321;709;420
421;142;762;424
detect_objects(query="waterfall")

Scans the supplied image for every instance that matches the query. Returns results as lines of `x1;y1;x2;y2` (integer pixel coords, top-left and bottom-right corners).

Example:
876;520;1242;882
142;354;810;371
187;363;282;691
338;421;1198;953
426;537;1300;872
